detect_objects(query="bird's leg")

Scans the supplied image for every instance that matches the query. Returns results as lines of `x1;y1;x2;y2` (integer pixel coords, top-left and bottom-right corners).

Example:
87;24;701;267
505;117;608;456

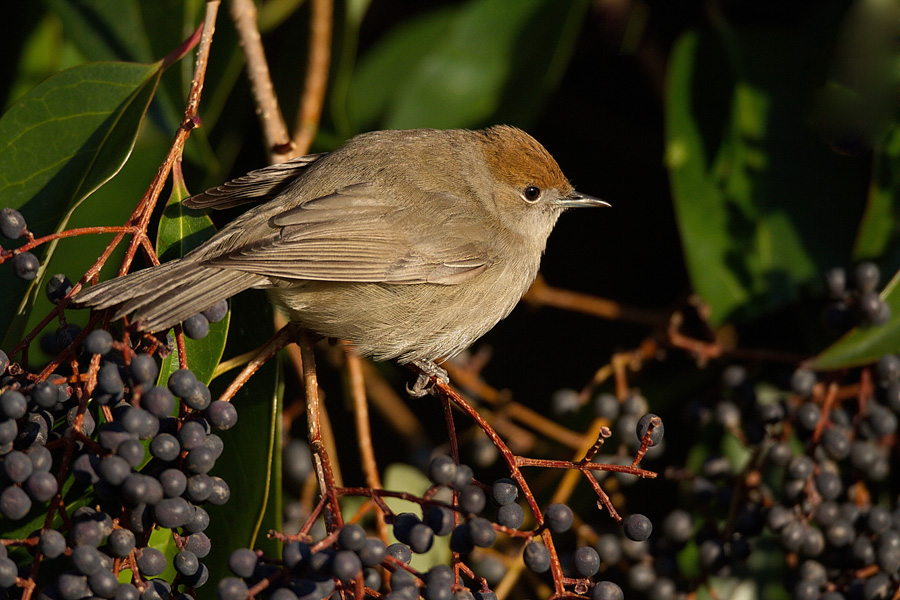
407;359;449;398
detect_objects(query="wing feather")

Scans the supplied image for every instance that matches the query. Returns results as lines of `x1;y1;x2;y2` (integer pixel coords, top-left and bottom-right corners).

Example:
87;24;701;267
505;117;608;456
203;183;495;285
183;154;325;210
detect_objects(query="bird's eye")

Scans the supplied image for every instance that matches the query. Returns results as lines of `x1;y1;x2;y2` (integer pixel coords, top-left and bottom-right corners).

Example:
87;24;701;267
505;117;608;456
523;186;541;202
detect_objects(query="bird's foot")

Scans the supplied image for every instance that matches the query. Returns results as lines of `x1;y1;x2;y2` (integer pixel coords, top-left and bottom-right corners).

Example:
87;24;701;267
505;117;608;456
406;360;449;398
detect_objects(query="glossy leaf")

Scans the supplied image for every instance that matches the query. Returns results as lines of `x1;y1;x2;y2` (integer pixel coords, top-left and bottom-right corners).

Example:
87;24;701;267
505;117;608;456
0;61;161;346
346;0;589;131
1;140;169;360
810;268;900;369
156;174;228;386
665;27;868;325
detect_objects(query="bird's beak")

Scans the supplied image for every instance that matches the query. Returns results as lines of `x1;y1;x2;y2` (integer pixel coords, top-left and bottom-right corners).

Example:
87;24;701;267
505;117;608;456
554;191;610;208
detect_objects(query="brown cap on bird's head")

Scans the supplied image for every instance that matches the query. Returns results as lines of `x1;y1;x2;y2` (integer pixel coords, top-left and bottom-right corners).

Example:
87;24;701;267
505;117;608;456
477;125;573;197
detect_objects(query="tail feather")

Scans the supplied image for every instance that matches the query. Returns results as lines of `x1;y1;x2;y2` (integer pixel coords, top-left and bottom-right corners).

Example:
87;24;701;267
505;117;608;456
132;270;262;331
72;259;267;332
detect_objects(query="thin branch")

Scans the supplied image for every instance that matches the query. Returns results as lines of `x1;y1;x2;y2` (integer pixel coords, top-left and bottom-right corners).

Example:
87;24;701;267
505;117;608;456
291;0;332;155
229;0;292;161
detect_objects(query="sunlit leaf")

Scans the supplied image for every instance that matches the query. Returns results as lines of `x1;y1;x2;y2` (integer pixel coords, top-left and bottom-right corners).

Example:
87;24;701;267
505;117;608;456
347;0;589;131
156;174;228;386
0;61;161;346
665;28;868;325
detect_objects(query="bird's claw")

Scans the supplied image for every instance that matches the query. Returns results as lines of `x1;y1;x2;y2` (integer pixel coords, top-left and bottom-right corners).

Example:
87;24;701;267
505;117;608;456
407;360;450;398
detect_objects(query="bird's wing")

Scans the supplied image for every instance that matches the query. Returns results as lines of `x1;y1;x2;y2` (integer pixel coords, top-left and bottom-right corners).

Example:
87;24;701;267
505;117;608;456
203;183;493;285
183;154;327;210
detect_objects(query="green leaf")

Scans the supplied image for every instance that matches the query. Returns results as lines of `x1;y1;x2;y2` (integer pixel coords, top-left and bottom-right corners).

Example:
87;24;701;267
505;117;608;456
665;26;869;325
0;60;161;230
201;290;280;600
346;0;589;131
45;0;155;63
156;178;228;386
810;268;900;370
0;138;169;360
0;61;161;345
854;121;900;267
45;0;218;169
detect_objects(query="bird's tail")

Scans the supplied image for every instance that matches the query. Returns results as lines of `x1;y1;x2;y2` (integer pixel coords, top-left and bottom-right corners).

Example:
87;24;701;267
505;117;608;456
72;259;265;332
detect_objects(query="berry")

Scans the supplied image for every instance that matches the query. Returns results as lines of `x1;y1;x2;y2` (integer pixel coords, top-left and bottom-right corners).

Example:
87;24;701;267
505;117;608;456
450;464;473;490
791;369;817;396
168;369;199;397
205;401;238;430
636;413;664;446
623;513;653;541
551;388;580;415
428;454;457;485
149;433;180;462
143;387;175;418
408;523;435;553
594;393;620;420
490;478;517;506
136;547;166;577
0;485;32;519
522;541;550;573
46;273;73;303
358;538;386;567
572;545;601;577
332;550;362;583
12;252;40;280
71;545;103;575
467;517;496;547
129;354;158;385
84;330;114;356
544;503;573;533
203;300;229;323
39;529;67;558
497;503;524;529
97;363;125;395
591;582;624;600
854;261;880;293
0;208;27;239
108;529;136;558
386;543;411;564
228;548;258;578
337;524;367;552
216;578;248;600
425;506;455;536
183;313;210;339
1;390;27;420
459;485;486;514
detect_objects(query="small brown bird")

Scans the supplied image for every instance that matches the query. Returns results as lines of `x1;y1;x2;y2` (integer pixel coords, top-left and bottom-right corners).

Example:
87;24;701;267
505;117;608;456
73;126;606;381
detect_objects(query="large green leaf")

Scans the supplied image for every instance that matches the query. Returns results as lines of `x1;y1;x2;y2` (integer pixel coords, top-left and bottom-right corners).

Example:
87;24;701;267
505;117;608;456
155;177;228;386
810;268;900;369
665;23;869;325
0;61;161;345
346;0;589;132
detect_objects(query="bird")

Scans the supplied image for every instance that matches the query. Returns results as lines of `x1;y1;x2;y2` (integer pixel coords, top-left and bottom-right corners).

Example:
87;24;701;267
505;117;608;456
72;125;607;385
